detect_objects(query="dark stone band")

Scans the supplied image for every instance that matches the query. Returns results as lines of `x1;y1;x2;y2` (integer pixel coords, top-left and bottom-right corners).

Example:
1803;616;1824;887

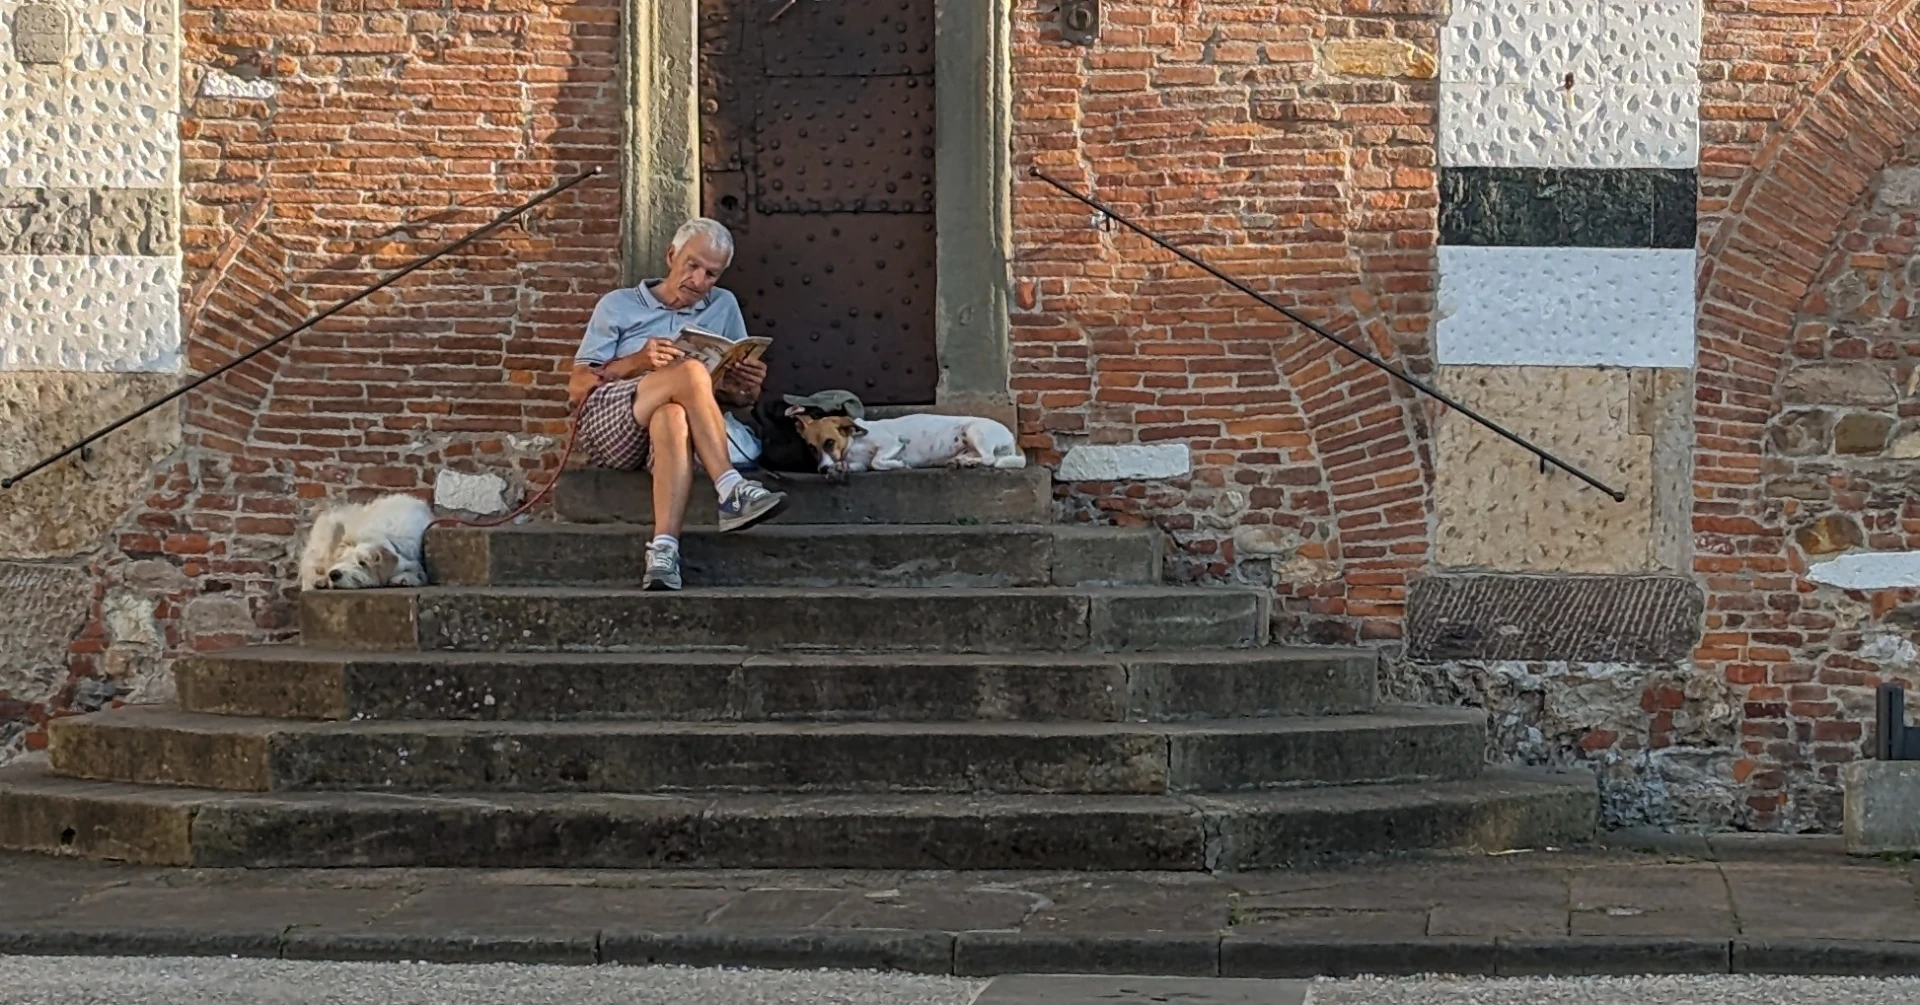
0;187;178;256
1407;573;1704;664
1440;167;1697;250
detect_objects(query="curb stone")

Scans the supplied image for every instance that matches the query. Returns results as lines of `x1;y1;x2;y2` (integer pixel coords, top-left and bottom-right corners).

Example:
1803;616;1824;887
2;929;1920;977
601;930;955;975
1221;936;1498;978
1732;939;1920;976
953;934;1220;978
1494;938;1731;977
280;932;597;966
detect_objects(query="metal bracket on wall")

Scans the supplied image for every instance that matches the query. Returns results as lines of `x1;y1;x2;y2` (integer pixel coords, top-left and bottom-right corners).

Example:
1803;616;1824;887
1059;0;1098;45
1879;683;1920;760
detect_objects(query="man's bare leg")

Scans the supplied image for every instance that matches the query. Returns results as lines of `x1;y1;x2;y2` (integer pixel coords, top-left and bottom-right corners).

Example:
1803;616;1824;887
629;359;785;542
629;361;737;487
648;403;693;538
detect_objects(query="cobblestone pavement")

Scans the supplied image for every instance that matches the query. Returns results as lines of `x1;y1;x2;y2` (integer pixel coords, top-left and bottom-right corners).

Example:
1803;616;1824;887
4;833;1920;978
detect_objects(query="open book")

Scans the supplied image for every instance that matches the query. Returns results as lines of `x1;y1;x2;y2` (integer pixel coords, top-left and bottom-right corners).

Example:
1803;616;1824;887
675;326;771;377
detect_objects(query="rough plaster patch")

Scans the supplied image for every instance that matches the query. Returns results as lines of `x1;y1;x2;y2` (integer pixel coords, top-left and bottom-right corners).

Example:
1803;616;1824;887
1055;443;1190;482
11;3;71;64
0;371;181;558
1806;552;1920;591
1440;84;1698;168
198;69;275;100
1391;658;1739;829
0;255;182;371
1876;166;1920;210
0;561;90;705
1437;247;1696;367
0;187;177;255
1443;0;1699;90
1433;366;1661;572
434;469;509;514
0;7;178;188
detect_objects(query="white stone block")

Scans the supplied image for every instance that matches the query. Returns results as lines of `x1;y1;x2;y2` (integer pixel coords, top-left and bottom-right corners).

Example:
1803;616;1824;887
199;69;276;100
1440;82;1698;168
1436;246;1696;368
1807;552;1920;591
1845;761;1920;855
435;469;510;514
1441;0;1698;167
0;255;182;372
1055;444;1190;482
1444;0;1698;90
0;3;178;188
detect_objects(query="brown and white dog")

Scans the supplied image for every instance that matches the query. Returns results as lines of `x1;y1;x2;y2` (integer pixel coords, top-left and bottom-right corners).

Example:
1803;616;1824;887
790;409;1026;480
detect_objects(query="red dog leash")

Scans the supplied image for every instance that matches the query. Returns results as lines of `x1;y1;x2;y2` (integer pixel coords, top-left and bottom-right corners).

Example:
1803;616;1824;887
427;409;583;530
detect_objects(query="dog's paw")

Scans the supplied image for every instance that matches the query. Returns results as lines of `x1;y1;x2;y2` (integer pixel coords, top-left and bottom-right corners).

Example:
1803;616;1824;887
390;568;427;588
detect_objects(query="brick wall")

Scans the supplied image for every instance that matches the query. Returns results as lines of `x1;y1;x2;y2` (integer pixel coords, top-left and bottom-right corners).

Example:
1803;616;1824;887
1008;0;1441;646
5;0;624;751
1694;0;1920;830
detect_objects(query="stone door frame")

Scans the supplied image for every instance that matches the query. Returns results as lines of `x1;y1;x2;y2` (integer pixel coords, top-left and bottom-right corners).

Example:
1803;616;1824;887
621;0;1014;417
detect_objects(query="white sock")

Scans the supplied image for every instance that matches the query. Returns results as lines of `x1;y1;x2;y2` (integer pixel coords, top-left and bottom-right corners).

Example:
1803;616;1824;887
714;470;745;501
651;534;679;554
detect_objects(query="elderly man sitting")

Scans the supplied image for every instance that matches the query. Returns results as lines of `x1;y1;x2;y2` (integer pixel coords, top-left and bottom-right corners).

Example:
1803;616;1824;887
567;217;786;591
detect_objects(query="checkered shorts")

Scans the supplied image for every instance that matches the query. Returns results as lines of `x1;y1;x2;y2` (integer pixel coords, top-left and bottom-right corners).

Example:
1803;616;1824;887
578;377;653;471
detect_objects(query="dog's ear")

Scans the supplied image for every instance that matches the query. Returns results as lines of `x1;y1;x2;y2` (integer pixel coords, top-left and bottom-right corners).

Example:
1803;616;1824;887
784;404;808;418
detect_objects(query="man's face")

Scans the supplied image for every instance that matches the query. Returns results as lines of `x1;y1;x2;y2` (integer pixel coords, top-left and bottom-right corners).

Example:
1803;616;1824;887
664;237;731;305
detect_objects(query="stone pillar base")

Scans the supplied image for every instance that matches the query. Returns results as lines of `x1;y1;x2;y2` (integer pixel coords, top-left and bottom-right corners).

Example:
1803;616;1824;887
1843;760;1920;855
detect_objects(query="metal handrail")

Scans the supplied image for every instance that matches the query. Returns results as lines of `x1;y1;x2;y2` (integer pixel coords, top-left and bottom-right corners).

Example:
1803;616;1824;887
1028;167;1626;502
2;167;604;491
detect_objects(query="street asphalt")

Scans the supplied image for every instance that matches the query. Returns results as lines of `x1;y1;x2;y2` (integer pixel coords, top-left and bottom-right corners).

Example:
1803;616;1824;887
3;959;1920;1005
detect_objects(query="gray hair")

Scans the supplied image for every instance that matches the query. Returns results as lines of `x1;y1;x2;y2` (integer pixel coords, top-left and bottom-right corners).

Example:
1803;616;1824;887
669;217;735;266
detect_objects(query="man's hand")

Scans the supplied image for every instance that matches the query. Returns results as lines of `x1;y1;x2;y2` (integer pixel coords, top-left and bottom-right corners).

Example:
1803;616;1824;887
638;338;686;372
717;356;767;405
566;365;604;411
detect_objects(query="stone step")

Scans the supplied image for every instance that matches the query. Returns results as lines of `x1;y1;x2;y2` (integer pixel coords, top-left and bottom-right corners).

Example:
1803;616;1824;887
554;467;1051;525
48;706;1484;795
300;586;1271;654
175;647;1380;722
0;763;1597;870
425;524;1162;589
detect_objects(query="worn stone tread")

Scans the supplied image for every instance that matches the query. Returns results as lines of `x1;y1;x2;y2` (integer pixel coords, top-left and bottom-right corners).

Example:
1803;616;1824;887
554;466;1052;525
175;645;1380;723
0;763;1597;869
48;705;1487;795
426;523;1165;589
299;585;1273;653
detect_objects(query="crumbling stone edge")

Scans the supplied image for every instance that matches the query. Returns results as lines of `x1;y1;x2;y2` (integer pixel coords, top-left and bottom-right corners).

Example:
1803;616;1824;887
3;930;1920;977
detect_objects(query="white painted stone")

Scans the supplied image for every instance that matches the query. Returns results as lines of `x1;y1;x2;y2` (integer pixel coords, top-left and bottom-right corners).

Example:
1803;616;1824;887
435;469;510;514
1055;443;1190;482
1436;246;1696;367
0;0;178;188
199;69;276;100
1806;552;1920;591
1444;0;1698;89
102;591;159;646
1440;82;1697;168
1441;0;1698;168
0;255;182;372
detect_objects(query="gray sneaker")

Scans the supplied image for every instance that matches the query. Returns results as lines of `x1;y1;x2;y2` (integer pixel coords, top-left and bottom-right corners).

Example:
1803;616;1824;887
641;544;682;591
717;480;787;532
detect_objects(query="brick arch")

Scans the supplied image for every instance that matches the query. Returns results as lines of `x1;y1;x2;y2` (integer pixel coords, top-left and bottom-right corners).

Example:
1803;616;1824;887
1693;7;1920;829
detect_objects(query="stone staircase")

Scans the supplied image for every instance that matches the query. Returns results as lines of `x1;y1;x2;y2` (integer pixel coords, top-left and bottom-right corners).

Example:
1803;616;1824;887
0;468;1596;869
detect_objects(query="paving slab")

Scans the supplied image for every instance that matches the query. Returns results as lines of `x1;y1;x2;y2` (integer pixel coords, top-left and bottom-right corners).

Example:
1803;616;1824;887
6;843;1920;977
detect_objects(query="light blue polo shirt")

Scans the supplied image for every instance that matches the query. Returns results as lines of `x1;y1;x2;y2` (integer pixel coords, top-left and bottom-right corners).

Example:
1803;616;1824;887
573;279;750;367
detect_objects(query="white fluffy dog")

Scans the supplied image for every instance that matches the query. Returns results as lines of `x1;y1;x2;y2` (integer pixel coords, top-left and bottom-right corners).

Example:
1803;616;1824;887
790;409;1026;478
298;493;433;591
